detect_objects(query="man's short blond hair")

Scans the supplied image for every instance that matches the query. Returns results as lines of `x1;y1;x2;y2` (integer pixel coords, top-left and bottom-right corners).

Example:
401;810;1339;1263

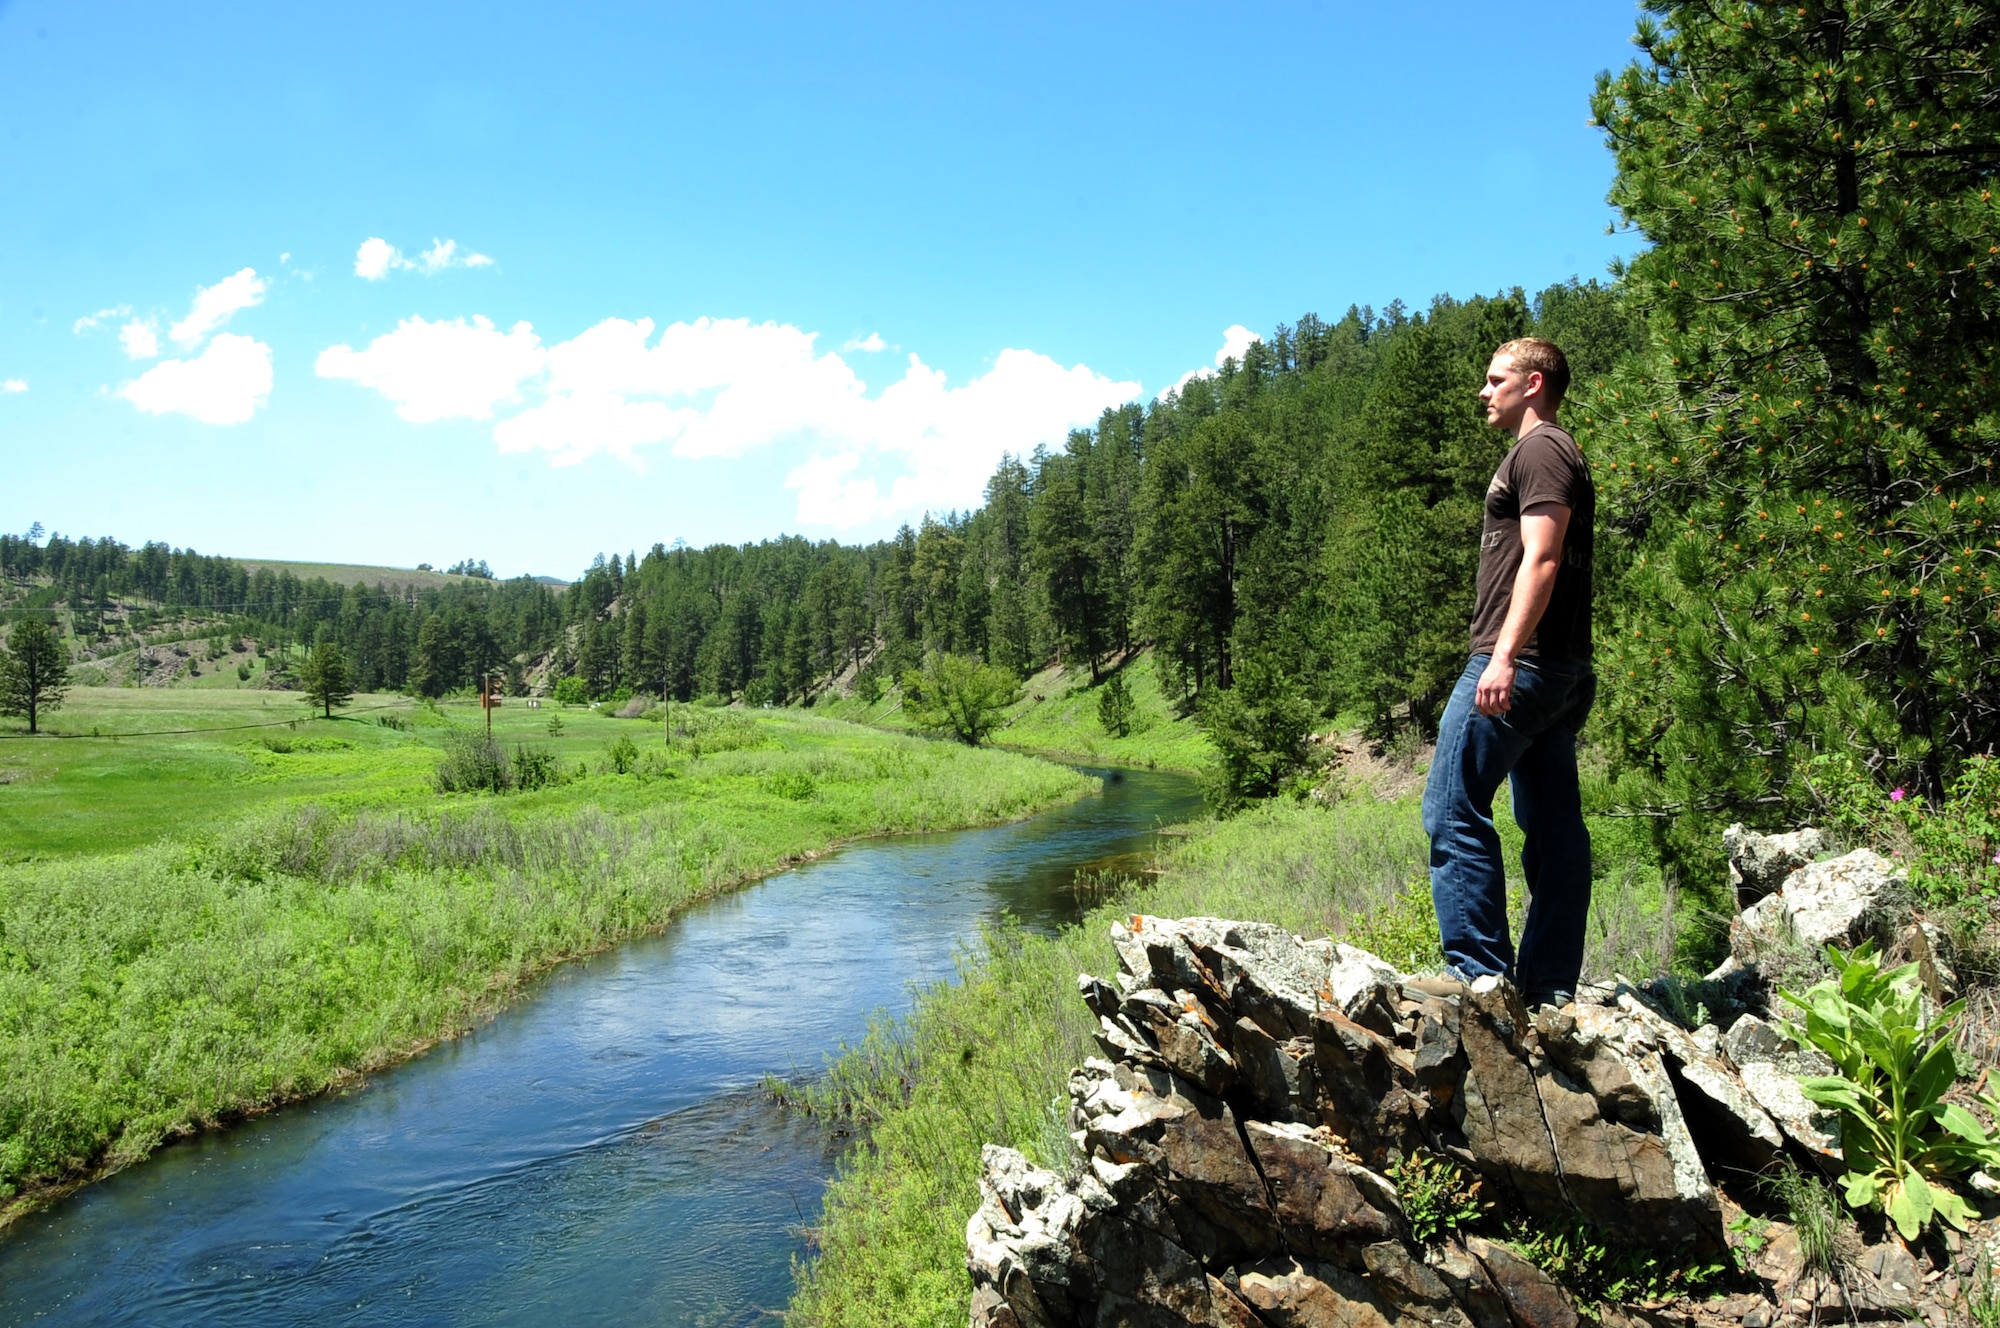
1495;337;1570;408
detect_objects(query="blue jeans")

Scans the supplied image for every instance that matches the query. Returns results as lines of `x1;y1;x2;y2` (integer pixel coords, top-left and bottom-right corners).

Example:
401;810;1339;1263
1422;654;1597;995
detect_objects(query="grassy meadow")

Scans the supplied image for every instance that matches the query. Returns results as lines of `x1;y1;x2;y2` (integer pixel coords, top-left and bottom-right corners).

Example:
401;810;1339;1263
0;688;1095;1224
230;558;501;590
786;793;1680;1327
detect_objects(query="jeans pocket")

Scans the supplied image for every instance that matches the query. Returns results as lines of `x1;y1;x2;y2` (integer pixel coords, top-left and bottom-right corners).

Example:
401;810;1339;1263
1499;662;1573;738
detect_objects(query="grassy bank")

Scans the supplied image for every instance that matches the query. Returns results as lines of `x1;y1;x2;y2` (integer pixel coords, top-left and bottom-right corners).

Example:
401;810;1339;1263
3;687;1012;859
786;795;1678;1327
814;649;1213;773
0;704;1094;1224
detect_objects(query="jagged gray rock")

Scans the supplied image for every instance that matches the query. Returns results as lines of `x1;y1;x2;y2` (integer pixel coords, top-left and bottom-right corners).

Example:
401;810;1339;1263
969;916;1733;1328
1724;824;1826;908
1730;846;1903;962
1721;1012;1795;1068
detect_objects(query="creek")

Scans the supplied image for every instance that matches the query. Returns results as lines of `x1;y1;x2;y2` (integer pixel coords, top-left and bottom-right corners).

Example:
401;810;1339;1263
0;766;1201;1327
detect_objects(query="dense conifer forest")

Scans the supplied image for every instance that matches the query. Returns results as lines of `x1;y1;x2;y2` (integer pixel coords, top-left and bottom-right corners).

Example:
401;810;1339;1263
0;280;1634;757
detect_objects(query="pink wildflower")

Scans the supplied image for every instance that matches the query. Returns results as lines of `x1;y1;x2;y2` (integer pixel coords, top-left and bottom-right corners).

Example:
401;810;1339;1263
1890;787;1906;802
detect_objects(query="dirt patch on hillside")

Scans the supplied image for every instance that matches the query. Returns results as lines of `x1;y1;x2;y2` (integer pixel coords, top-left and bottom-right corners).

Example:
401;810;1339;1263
1310;728;1431;803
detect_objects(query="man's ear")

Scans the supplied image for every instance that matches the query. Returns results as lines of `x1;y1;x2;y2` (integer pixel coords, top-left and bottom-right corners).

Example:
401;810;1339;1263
1524;370;1546;401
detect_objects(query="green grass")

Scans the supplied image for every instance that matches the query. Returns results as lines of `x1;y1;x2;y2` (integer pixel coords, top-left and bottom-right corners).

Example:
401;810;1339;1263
1;688;949;859
0;688;451;857
814;649;1213;773
0;694;1094;1222
991;653;1212;772
785;796;1681;1327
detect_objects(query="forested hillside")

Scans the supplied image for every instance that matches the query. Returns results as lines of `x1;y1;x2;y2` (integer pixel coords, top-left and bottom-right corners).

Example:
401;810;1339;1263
0;280;1634;734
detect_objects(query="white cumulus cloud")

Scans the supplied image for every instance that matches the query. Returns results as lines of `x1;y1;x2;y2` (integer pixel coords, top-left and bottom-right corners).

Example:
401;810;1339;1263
119;333;273;424
787;347;1135;527
318;312;1136;524
169;268;267;349
73;305;131;335
319;312;1138;527
354;236;494;280
842;332;887;353
1163;323;1264;399
419;238;492;272
119;319;160;360
315;315;545;422
1;379;26;394
355;237;400;281
1216;324;1260;366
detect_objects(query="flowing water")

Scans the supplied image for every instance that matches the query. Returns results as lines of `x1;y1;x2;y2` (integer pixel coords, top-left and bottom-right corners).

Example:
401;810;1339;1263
0;767;1201;1327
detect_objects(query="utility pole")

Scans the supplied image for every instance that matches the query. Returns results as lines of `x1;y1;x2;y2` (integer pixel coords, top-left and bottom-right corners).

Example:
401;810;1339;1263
483;670;493;737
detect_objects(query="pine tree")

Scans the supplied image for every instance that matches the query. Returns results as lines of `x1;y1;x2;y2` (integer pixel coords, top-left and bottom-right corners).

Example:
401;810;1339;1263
1097;672;1136;738
300;640;353;719
0;617;70;734
1586;1;2000;812
1031;446;1110;679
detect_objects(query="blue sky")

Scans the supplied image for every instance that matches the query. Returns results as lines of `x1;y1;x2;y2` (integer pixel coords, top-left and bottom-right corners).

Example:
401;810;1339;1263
1;1;1645;578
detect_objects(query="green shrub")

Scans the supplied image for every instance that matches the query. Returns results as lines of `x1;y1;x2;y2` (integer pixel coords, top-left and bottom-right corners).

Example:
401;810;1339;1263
510;744;560;791
900;652;1021;745
667;706;765;757
1781;941;2000;1239
551;677;588;707
1803;750;2000;903
603;735;640;775
767;769;817;802
1196;657;1316;812
434;731;512;794
1343;871;1443;972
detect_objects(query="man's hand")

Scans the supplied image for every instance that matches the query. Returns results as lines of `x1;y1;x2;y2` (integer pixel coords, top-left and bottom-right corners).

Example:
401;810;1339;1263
1476;655;1515;716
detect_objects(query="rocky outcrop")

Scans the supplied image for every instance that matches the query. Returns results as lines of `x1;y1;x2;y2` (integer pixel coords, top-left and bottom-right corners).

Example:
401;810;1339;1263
1728;842;1904;964
967;914;1745;1328
966;818;2000;1327
1723;824;1825;909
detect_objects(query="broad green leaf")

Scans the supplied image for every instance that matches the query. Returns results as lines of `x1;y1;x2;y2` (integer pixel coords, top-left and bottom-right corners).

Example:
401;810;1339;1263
1902;1164;1936;1234
1844;1170;1879;1208
1798;1077;1864;1112
1886;1179;1925;1241
1931;1185;1978;1233
1909;1040;1959;1108
1937;1103;1994;1146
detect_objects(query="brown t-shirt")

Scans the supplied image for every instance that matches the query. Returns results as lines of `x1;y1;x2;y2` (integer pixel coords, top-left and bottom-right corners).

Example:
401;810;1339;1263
1468;422;1594;661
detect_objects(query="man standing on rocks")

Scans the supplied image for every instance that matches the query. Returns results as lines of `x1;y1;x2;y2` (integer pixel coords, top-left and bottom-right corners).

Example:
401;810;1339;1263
1419;338;1596;1009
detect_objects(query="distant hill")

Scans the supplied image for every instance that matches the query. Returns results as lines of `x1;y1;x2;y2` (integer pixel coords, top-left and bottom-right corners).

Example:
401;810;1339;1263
234;559;568;590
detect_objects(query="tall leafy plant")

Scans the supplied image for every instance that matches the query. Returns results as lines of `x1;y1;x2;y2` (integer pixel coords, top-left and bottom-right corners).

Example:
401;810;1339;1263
1781;942;2000;1239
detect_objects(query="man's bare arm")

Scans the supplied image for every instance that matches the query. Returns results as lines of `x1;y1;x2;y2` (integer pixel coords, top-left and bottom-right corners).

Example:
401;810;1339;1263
1474;501;1571;717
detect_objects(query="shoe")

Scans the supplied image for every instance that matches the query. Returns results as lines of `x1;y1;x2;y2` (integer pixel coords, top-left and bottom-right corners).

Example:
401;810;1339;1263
1522;989;1574;1011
